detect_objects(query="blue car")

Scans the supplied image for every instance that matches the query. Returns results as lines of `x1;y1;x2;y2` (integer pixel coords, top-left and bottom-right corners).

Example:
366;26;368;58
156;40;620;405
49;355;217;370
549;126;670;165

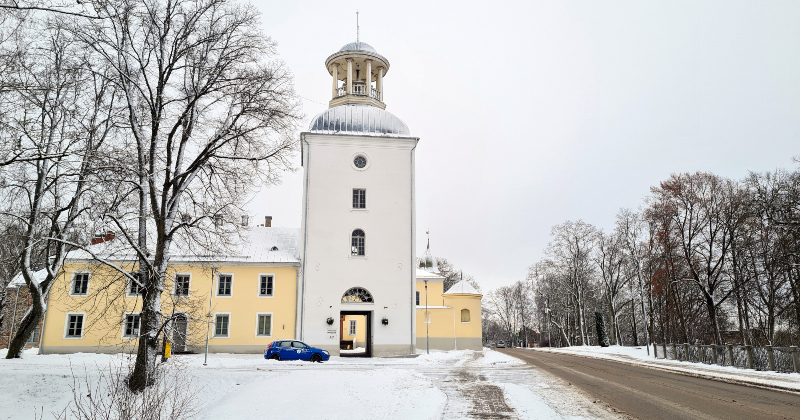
264;340;330;362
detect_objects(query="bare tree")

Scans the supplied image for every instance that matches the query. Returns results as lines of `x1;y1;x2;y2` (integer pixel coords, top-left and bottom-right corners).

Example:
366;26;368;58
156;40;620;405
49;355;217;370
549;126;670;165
70;0;300;390
594;229;628;345
2;18;116;357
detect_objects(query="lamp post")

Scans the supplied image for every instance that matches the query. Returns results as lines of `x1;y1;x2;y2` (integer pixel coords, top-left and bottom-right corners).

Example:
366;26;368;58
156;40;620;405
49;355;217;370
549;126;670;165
545;298;551;347
425;278;429;355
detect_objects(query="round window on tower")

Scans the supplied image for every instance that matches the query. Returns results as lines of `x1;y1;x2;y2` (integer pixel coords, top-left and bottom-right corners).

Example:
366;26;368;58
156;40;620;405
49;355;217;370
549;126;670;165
352;153;370;171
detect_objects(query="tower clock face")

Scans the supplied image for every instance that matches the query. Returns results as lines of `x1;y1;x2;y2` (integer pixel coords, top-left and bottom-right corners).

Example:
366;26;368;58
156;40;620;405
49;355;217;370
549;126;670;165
353;155;367;168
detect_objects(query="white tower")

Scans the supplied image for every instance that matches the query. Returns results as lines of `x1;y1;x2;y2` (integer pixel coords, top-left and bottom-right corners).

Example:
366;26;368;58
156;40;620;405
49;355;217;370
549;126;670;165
297;40;418;356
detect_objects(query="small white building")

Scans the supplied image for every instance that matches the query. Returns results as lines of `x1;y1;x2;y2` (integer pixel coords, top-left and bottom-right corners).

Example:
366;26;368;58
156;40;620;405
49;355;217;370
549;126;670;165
297;40;418;356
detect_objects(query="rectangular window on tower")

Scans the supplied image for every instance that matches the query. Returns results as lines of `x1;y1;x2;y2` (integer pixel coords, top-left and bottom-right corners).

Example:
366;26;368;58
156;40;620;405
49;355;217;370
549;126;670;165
352;188;366;209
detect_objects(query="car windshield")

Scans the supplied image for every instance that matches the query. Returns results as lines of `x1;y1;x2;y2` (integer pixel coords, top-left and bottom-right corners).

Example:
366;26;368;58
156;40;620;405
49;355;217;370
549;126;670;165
291;341;307;348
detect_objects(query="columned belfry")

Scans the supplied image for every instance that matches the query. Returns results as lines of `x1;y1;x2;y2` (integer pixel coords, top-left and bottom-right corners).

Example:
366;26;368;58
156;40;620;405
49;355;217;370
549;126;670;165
325;42;389;109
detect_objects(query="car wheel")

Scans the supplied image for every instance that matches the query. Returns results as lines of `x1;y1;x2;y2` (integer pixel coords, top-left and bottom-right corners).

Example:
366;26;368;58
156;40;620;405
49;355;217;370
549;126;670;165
269;354;281;361
310;353;322;363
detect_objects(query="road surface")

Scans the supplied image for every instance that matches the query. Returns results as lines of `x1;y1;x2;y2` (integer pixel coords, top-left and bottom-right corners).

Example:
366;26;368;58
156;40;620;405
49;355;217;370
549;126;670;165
500;348;800;420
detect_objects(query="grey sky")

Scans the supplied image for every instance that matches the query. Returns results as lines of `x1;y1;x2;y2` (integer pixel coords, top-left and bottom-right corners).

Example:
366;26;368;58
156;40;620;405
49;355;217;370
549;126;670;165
248;0;800;292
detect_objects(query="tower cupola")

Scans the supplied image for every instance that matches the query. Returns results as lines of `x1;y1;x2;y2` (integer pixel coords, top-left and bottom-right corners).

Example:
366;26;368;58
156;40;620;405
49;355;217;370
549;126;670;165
325;41;390;110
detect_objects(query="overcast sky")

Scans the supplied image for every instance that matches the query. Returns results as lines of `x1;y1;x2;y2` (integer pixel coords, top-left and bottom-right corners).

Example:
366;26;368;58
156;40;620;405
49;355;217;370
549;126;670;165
247;0;800;292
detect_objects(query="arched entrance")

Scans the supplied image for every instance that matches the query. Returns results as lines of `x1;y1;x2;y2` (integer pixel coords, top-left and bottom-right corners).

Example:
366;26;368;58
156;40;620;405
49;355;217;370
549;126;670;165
340;287;373;357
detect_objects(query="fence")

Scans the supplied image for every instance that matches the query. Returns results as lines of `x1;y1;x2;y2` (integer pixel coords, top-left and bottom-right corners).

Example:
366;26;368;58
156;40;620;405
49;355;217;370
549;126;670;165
654;342;800;373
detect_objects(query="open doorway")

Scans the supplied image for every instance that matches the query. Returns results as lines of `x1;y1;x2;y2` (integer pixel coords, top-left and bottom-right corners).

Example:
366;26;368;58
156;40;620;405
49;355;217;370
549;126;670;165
339;311;371;357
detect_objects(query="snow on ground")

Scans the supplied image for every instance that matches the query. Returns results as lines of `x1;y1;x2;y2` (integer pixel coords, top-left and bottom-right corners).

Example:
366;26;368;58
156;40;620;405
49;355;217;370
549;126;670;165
534;345;800;392
0;348;619;420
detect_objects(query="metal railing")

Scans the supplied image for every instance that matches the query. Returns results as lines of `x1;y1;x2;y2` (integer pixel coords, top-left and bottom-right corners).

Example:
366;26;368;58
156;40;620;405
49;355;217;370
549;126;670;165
335;83;382;101
654;342;800;373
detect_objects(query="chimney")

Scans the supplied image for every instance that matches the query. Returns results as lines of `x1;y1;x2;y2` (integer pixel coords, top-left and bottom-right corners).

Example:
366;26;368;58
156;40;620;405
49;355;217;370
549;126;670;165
264;216;272;227
91;231;115;245
241;215;249;227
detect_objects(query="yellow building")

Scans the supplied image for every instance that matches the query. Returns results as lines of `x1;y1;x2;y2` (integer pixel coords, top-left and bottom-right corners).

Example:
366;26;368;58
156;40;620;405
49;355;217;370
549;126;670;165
40;226;301;354
38;226;482;355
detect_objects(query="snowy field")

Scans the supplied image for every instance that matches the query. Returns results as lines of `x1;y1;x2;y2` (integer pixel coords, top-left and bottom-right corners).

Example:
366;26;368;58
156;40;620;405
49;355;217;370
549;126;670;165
0;348;619;420
533;345;800;392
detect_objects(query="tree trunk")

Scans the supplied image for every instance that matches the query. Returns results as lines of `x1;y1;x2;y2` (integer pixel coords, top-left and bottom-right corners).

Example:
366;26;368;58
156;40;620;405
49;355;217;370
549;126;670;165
5;288;43;358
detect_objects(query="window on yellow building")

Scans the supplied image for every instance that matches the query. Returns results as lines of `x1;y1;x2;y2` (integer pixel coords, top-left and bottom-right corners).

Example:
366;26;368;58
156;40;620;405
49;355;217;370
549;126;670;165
349;319;357;335
461;309;470;323
65;313;84;338
123;313;141;337
214;314;229;337
70;273;90;296
127;272;142;296
259;275;273;297
257;314;272;336
218;274;232;296
416;291;420;306
174;274;190;296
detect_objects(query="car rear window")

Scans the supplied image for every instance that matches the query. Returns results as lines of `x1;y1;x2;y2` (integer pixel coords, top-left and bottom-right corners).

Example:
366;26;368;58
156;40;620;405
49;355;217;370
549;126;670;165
279;341;292;347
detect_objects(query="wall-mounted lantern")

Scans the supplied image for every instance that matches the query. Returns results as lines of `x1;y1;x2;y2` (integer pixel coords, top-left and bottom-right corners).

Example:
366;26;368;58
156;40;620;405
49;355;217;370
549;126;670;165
326;317;334;325
382;317;389;325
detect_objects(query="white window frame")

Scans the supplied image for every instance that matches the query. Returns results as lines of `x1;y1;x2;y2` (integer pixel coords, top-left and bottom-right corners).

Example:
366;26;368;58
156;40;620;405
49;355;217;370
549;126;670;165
255;312;273;337
349;228;367;259
349;319;357;336
351;187;368;211
126;272;142;297
257;274;275;298
63;312;86;339
215;273;234;298
122;312;141;338
26;326;41;344
213;312;231;338
173;273;192;297
69;272;91;296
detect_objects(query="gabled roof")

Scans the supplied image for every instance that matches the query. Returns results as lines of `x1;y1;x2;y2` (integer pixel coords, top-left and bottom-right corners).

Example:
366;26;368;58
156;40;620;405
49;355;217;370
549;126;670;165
9;269;47;288
64;227;301;264
443;280;480;295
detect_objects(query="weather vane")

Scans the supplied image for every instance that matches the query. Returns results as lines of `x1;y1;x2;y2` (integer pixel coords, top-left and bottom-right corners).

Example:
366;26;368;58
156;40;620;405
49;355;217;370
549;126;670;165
356;10;360;42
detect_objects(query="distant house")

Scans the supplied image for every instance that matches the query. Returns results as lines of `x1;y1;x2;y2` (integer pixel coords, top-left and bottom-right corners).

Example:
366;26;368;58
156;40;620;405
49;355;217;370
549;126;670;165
1;269;47;350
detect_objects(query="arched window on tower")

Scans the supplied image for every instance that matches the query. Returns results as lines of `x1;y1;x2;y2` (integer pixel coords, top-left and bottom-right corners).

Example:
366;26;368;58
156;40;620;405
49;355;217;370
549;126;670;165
342;287;374;303
351;229;365;256
461;309;470;323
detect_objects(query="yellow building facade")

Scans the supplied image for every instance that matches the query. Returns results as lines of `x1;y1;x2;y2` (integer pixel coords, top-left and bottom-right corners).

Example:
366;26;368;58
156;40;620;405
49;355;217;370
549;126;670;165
38;228;483;355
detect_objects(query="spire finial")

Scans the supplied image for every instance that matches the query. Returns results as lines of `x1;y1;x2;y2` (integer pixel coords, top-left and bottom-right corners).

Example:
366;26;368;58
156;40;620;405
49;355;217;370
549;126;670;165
426;229;430;249
356;10;359;42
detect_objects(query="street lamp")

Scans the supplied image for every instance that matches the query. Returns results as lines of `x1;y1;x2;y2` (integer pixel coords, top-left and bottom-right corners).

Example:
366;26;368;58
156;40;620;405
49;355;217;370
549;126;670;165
203;267;217;366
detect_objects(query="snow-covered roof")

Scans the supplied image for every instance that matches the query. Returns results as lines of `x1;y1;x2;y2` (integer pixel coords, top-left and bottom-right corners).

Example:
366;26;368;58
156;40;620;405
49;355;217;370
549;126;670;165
443;280;480;295
64;227;300;265
9;269;47;288
415;268;444;281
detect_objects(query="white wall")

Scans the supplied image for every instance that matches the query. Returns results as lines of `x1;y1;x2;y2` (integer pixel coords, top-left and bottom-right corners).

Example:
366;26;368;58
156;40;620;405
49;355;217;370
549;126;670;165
299;133;418;356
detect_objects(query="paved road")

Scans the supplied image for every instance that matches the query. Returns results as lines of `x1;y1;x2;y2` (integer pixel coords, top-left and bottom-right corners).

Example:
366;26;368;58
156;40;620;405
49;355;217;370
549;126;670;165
500;348;800;420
